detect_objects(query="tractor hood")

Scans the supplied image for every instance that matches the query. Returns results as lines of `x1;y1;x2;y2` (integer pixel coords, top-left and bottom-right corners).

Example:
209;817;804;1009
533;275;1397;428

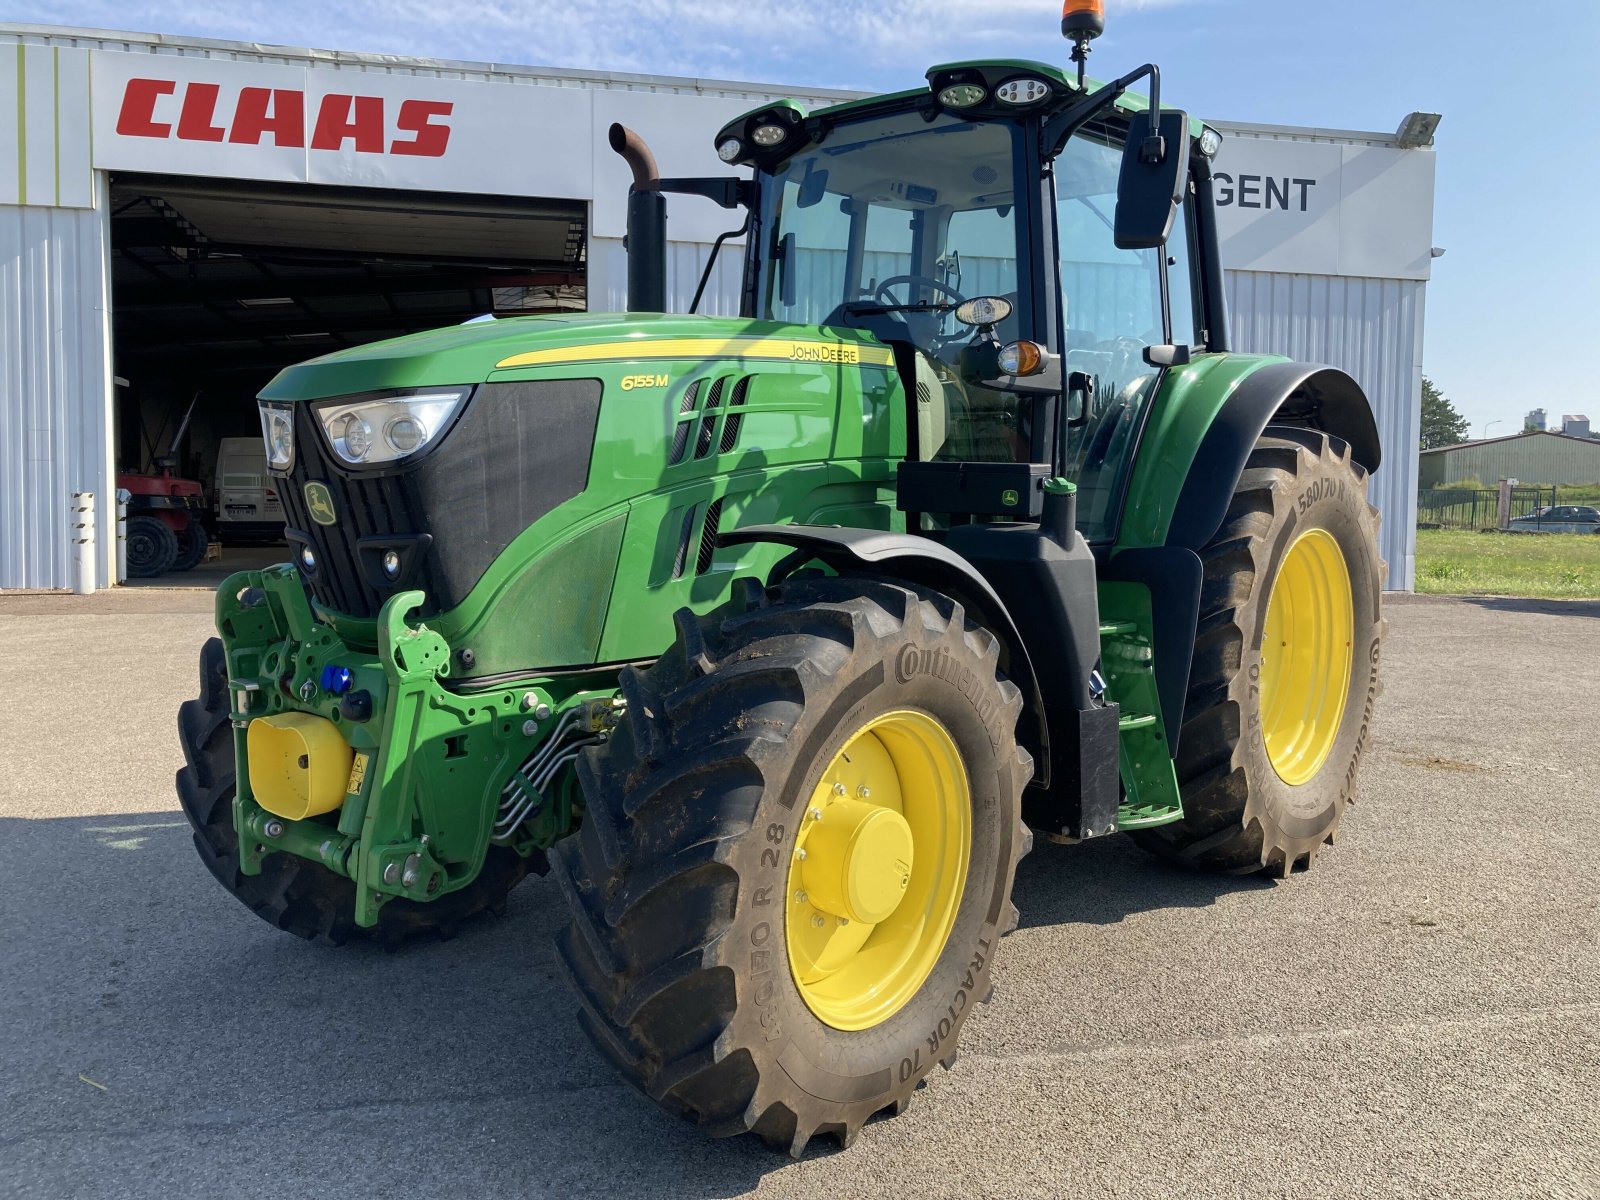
258;312;895;403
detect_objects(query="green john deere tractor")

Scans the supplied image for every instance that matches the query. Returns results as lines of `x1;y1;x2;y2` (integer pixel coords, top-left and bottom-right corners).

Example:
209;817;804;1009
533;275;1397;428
176;8;1384;1157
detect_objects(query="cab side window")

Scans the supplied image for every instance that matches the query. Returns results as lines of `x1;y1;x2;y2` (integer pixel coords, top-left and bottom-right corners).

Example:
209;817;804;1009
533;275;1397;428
1055;129;1166;540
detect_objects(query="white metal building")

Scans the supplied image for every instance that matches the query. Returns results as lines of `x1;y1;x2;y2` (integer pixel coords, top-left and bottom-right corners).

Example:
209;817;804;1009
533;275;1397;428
0;24;1437;591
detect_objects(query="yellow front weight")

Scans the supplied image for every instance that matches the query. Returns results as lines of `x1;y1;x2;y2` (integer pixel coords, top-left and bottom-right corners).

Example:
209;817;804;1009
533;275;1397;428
247;712;354;821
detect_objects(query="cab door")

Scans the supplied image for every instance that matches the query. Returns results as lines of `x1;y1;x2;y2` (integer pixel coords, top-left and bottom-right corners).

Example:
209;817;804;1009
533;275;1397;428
1052;124;1201;541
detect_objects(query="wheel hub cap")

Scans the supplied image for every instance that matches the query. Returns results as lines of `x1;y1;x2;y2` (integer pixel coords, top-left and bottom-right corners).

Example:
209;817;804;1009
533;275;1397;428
1260;527;1355;785
786;709;970;1031
801;799;915;926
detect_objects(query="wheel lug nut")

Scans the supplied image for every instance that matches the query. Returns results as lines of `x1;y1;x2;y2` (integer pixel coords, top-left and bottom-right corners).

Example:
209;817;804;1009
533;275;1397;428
793;890;808;904
794;848;807;861
837;916;849;926
808;806;823;821
811;914;826;928
856;785;871;799
832;783;846;796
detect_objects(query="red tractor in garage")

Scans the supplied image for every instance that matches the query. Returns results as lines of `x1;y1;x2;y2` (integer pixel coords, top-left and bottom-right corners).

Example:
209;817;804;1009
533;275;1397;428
119;390;210;577
118;469;209;577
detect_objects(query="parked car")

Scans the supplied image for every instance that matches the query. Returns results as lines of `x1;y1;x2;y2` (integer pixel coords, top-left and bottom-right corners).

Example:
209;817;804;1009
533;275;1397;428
1507;504;1600;534
213;436;285;541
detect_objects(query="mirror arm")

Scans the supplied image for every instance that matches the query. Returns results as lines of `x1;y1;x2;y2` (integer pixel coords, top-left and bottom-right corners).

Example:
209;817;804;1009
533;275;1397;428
980;353;1064;396
1042;62;1164;161
654;176;756;210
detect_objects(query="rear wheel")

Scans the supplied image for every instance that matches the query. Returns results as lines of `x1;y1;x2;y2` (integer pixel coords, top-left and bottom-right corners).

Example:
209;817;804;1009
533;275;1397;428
177;637;539;946
1132;427;1385;875
171;521;209;572
126;515;178;578
552;576;1032;1155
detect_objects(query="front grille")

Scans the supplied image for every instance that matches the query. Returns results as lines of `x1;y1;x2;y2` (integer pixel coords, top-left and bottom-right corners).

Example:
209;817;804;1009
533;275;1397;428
276;379;602;619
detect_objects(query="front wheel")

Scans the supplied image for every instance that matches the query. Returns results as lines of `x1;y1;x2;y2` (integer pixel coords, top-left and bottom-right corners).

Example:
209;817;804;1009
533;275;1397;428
553;576;1032;1155
1132;427;1385;875
176;638;539;946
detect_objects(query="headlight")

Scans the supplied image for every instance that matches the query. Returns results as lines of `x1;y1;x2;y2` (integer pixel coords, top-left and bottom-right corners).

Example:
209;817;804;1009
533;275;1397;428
717;137;744;163
259;401;296;470
313;387;470;467
750;124;787;146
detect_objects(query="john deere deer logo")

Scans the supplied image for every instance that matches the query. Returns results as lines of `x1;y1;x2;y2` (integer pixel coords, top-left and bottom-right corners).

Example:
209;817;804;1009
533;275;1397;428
304;481;337;526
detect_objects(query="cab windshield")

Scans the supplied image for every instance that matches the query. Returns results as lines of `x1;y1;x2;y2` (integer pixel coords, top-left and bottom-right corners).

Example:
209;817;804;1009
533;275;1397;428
756;109;1027;462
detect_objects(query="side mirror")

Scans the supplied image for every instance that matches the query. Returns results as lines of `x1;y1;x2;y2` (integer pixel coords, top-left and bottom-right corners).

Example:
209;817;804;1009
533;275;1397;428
1114;109;1191;250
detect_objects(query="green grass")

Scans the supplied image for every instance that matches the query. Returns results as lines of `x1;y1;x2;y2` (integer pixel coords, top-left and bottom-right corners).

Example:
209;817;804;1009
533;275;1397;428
1414;529;1600;599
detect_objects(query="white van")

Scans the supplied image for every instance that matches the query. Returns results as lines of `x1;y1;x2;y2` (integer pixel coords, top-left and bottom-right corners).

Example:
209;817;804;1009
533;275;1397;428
214;436;285;539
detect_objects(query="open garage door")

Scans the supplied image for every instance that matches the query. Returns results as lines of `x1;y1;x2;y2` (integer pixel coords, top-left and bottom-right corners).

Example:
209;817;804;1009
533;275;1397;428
109;174;586;576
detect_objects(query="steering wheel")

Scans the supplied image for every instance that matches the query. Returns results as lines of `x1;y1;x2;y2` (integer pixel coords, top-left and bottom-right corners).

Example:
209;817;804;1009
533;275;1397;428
873;275;968;350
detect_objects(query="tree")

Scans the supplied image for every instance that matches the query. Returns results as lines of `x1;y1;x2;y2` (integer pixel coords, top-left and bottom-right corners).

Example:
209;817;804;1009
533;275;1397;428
1420;376;1469;449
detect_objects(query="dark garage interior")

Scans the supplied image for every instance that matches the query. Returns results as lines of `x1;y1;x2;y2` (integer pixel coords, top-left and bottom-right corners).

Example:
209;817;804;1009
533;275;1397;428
109;173;587;570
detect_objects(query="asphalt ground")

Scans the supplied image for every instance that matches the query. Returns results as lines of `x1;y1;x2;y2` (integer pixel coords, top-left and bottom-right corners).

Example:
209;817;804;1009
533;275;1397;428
1;590;1596;1199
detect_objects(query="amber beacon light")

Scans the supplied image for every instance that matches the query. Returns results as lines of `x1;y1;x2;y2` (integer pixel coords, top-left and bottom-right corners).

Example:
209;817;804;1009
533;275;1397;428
1062;0;1105;85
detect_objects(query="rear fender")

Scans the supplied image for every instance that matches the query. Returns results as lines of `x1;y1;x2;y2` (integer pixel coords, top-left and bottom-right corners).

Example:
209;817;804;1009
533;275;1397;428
719;524;1050;785
1166;363;1380;552
1116;358;1380;758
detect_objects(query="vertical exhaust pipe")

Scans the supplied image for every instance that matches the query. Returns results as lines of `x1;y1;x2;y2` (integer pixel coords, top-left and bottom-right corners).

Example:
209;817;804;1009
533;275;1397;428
609;123;667;313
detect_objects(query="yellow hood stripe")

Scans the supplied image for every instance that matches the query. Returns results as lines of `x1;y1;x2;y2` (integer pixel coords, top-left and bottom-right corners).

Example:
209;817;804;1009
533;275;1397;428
494;337;896;370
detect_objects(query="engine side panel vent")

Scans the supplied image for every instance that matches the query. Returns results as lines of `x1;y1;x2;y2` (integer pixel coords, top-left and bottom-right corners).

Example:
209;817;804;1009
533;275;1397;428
667;380;702;466
694;378;725;460
719;376;752;454
670;503;699;580
696;498;723;575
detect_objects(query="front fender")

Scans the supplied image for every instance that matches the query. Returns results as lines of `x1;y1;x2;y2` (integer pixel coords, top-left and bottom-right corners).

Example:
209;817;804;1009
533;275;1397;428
719;524;1050;786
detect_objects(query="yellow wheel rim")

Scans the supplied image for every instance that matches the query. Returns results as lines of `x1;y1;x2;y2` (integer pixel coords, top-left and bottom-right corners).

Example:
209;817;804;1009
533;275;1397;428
1260;528;1355;785
786;709;970;1031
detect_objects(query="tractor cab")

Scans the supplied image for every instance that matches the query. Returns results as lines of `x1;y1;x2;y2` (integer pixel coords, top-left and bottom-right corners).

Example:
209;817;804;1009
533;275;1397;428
677;55;1218;546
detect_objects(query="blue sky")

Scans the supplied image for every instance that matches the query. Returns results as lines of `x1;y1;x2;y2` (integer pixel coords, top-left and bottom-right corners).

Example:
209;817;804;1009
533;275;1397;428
5;0;1597;432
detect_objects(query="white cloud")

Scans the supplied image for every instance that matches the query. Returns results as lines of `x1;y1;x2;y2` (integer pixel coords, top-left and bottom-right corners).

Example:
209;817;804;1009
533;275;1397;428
9;0;1202;90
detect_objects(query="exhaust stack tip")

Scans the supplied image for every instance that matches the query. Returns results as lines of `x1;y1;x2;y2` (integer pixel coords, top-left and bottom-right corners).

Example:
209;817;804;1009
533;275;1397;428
609;122;660;189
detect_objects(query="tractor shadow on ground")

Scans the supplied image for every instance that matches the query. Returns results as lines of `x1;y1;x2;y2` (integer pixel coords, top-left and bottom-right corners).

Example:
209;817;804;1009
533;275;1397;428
1454;594;1600;619
3;810;1275;1196
1010;830;1275;931
0;813;845;1197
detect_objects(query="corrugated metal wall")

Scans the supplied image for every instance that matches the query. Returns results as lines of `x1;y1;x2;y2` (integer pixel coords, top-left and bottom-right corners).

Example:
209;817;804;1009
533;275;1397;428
589;238;747;318
1418;433;1600;487
1226;270;1423;590
0;191;114;589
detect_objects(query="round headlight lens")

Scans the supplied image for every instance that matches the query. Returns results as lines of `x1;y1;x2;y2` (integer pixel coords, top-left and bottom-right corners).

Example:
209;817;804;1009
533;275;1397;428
268;415;293;461
995;77;1051;105
300;545;316;572
750;124;787;147
385;415;425;453
382;550;401;580
339;414;372;460
717;137;743;163
1198;126;1224;158
937;83;986;109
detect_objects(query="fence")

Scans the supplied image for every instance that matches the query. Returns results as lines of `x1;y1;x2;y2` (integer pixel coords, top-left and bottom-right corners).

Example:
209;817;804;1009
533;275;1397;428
1417;485;1556;530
